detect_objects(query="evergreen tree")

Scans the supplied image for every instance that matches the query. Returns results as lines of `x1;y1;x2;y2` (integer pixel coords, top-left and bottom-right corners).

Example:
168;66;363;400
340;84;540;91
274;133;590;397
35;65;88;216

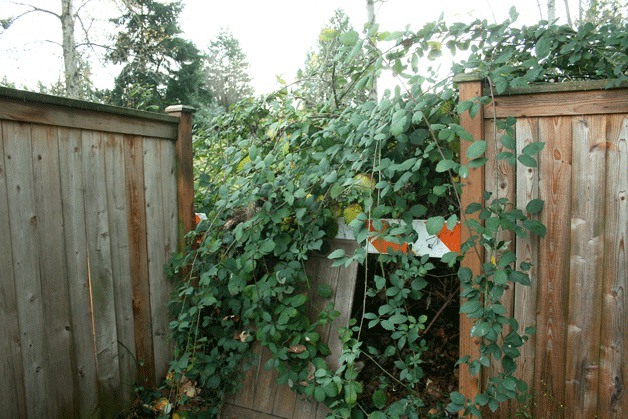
204;29;254;111
107;0;210;111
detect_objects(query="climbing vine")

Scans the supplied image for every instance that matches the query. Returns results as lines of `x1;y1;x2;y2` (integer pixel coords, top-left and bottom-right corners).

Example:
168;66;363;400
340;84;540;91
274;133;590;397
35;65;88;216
144;8;626;418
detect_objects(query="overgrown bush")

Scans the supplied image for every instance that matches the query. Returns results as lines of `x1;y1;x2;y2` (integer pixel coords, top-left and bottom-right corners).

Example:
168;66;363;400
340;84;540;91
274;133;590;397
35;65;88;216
153;9;626;418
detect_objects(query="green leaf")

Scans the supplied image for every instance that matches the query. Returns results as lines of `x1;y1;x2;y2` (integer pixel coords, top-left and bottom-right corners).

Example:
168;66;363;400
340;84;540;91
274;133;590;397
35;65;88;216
473;322;490;337
436;159;457;172
314;386;326;402
344;382;358;406
450;391;466;405
500;134;516;150
469;157;487;168
328;248;346;259
535;36;551;59
426;216;445;235
460;299;481;314
390;109;409;136
372;389;387;409
522;141;545;156
510;270;531;286
340;30;359;46
317;284;332;299
517;154;537;167
526;199;544;214
523;219;547;237
467;140;486;159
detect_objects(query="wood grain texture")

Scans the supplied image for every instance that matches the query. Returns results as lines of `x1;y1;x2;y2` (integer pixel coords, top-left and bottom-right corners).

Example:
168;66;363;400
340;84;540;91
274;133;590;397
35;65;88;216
482;118;516;418
124;134;155;387
152;138;178;380
31;125;76;417
251;347;279;413
104;131;137;406
143;137;172;381
82;130;122;416
0;95;178;139
534;117;572;418
513;118;540;413
220;402;285;419
0;121;27;417
57;127;100;417
564;116;606;418
3;121;49;418
165;107;195;255
598;115;627;418
458;80;485;402
485;88;628;118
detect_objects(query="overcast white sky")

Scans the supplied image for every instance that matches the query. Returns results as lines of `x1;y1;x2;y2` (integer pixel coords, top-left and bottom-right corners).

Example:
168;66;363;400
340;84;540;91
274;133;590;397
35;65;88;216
0;0;577;95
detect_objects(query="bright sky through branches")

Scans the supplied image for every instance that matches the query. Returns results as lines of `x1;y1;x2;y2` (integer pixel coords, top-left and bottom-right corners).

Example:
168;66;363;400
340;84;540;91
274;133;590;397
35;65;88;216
0;0;577;95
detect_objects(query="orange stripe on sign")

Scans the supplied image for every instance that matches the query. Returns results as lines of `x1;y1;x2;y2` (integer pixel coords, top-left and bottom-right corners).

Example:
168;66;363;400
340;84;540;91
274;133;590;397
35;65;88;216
367;220;409;254
437;223;461;252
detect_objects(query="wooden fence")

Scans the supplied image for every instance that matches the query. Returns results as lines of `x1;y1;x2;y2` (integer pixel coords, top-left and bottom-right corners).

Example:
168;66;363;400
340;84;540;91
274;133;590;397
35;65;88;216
0;88;194;417
457;77;627;418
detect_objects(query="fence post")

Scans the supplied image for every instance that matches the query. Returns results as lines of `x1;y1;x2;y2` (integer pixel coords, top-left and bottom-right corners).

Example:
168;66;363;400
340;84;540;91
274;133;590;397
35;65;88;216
454;74;485;405
165;105;195;254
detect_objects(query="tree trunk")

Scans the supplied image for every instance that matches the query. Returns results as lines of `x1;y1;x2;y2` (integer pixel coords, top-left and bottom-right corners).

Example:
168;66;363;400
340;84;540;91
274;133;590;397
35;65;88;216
547;0;556;22
365;0;377;101
563;0;573;26
61;0;79;98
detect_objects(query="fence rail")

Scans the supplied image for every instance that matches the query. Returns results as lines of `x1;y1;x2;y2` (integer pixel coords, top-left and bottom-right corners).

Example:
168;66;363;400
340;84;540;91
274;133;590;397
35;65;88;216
458;78;627;418
0;88;194;417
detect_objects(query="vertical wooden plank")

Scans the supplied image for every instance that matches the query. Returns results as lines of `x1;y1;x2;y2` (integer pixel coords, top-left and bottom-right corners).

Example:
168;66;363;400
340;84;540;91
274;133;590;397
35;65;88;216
83;130;122;416
272;381;298;418
103;131;137;406
458;80;485;402
0;121;27;417
31;125;76;416
252;346;279;413
165;106;195;255
3;121;50;418
324;240;359;370
598;115;627;418
483;118;516;418
514;118;540;410
292;256;325;418
144;137;174;381
57;127;100;417
564;116;606;417
158;138;179;377
534;116;572;418
228;344;262;409
124;134;155;386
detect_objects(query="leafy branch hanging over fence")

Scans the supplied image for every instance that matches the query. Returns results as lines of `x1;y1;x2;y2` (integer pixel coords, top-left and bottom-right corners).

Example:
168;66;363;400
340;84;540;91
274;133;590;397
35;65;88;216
151;8;627;418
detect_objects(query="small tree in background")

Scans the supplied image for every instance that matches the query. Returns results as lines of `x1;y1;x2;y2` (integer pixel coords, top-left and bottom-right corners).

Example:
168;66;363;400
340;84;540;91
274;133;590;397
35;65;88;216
107;0;210;111
204;28;254;112
296;9;370;110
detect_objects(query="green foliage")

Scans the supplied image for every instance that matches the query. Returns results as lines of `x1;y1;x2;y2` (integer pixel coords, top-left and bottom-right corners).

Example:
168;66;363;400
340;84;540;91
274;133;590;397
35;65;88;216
107;0;210;111
163;9;624;418
295;9;371;110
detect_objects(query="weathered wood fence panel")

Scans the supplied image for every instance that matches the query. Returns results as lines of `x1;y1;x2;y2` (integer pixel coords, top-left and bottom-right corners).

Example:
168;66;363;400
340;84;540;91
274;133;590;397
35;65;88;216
458;78;627;418
0;88;194;417
220;239;359;419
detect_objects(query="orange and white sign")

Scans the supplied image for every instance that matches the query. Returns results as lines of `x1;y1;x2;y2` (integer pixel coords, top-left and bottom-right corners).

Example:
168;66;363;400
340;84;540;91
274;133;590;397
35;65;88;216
335;218;460;258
